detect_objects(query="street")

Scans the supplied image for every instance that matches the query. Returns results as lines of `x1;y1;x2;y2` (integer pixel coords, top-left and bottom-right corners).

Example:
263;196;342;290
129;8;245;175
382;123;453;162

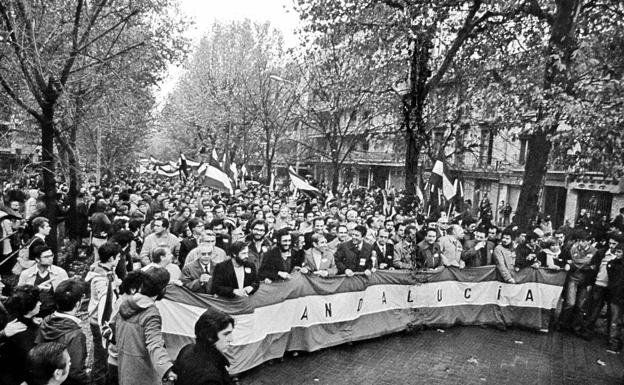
240;326;623;385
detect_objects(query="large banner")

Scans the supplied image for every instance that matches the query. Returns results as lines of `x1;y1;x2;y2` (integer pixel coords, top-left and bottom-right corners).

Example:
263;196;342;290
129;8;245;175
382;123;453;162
157;267;566;374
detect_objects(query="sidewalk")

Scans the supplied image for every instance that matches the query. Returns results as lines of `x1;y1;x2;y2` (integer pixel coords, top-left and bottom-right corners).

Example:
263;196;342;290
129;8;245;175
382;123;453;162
239;326;623;385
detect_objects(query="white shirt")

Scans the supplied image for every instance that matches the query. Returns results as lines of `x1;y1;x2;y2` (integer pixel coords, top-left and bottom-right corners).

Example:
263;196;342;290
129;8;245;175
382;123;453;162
312;250;322;269
233;264;245;289
596;250;617;287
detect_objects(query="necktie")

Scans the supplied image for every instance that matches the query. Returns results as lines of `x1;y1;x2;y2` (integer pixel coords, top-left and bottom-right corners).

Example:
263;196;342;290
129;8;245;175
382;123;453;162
203;264;209;274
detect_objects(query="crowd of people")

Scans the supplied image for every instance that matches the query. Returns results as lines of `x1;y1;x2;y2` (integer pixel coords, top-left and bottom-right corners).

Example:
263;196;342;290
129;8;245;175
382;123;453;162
0;174;623;385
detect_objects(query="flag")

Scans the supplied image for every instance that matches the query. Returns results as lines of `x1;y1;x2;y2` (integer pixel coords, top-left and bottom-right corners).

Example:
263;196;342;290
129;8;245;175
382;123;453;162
229;162;239;187
382;190;396;218
269;169;276;192
198;162;233;193
430;160;456;200
158;267;566;375
156;165;178;178
211;148;219;165
179;153;189;180
185;158;201;168
416;175;425;205
149;156;167;166
454;179;464;200
325;190;335;206
98;276;115;348
288;166;319;193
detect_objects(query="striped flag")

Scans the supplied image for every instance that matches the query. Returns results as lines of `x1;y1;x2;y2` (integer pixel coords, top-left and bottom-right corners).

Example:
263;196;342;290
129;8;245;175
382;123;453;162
288;166;319;193
430;160;456;200
157;267;566;375
156;165;178;178
198;162;233;193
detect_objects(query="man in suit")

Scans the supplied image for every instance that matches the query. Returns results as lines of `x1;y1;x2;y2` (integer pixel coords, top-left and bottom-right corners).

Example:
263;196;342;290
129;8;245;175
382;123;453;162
301;233;337;277
335;225;373;276
211;241;259;298
463;227;497;267
179;218;204;266
372;228;394;270
181;241;220;294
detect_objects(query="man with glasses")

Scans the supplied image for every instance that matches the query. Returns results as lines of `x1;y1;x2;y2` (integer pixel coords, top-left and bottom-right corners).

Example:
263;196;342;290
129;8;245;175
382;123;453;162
18;245;69;317
247;219;271;271
181;232;225;294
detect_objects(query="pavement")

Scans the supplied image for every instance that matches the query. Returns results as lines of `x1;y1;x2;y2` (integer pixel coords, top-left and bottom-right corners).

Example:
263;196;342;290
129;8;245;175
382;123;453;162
238;326;624;385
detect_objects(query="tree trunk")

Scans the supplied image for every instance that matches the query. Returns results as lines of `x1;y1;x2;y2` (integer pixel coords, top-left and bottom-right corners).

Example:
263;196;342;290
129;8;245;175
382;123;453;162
265;129;272;184
514;131;551;228
41;105;59;254
331;159;340;193
515;0;581;229
404;34;432;196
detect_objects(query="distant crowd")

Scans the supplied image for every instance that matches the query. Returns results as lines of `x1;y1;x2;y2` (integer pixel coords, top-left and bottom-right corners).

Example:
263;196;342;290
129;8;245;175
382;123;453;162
0;174;623;385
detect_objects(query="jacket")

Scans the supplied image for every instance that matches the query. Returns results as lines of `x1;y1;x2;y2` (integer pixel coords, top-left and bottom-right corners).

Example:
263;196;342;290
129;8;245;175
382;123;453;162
179;237;198;266
181;259;215;294
258;246;300;281
493;244;516;283
462;240;496;267
607;257;624;305
172;342;234;385
0;317;38;385
393;240;415;269
211;259;259;298
85;264;118;325
18;264;69;289
371;242;394;269
302;248;338;275
114;294;173;385
35;312;89;385
415;240;443;269
438;235;465;268
335;241;373;274
247;239;272;272
514;243;540;269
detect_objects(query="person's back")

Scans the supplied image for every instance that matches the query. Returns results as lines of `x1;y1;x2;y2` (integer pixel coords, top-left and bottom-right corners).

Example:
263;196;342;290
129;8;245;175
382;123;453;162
114;268;174;385
35;280;89;385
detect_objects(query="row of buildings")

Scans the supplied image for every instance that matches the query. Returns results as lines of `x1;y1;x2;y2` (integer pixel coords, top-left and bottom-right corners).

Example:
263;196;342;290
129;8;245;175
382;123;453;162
281;121;622;228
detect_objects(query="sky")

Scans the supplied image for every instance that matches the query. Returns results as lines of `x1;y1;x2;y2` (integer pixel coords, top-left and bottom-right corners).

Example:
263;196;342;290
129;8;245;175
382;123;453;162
157;0;301;102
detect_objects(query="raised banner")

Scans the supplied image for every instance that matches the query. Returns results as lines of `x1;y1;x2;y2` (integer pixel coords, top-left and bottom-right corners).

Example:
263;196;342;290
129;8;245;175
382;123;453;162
157;267;566;374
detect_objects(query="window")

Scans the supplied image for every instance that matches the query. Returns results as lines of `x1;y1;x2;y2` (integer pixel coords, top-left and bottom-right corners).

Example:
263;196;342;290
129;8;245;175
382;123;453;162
519;138;528;165
359;169;369;187
454;127;466;165
433;128;445;157
479;128;494;166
